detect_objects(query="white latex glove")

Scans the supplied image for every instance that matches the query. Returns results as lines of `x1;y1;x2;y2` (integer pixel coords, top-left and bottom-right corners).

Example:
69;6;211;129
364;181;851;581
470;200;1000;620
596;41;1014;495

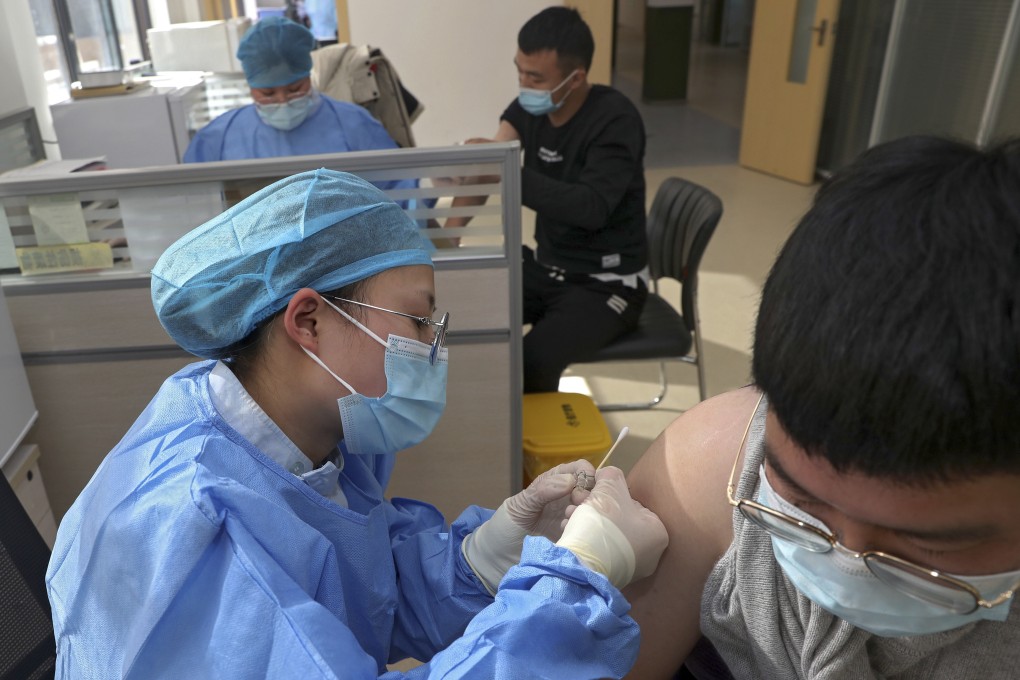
462;459;596;594
556;467;668;590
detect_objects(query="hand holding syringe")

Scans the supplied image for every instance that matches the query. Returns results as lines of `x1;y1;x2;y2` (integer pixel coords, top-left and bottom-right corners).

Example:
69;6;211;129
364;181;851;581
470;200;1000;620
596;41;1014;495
559;425;668;588
574;426;629;491
463;418;663;594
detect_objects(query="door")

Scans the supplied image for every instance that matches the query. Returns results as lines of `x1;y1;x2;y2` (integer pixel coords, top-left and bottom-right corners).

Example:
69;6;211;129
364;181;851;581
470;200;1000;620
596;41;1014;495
739;0;841;184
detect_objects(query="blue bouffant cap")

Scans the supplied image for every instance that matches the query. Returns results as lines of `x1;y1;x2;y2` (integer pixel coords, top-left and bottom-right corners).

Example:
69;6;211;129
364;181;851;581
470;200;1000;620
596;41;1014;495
151;169;433;358
237;17;316;88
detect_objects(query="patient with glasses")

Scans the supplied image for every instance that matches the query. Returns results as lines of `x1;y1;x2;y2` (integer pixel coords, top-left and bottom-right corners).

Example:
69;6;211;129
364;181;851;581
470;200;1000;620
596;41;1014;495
623;136;1020;679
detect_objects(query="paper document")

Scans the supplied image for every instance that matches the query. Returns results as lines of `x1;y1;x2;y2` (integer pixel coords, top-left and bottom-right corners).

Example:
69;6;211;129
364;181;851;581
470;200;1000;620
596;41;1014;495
16;242;114;276
28;193;89;245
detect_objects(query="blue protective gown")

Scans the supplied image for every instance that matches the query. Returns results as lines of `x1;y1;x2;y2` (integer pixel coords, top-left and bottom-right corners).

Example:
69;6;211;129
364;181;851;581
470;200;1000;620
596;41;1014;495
46;361;640;679
183;95;399;163
182;95;427;221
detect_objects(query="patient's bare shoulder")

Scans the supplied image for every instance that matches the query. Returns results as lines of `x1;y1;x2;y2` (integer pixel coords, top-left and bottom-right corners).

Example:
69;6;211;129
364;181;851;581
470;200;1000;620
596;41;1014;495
623;387;761;679
629;386;760;556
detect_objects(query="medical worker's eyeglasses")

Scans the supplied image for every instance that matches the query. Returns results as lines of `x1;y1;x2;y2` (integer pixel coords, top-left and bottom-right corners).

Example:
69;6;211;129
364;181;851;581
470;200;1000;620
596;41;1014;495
328;296;449;365
727;394;1020;615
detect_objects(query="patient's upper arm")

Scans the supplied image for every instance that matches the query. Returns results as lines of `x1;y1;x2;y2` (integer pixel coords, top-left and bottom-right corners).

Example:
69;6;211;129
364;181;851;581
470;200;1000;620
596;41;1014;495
623;387;760;679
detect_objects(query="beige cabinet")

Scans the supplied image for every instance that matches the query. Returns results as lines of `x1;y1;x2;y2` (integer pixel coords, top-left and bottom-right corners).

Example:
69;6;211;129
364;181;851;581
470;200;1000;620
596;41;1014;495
3;444;57;548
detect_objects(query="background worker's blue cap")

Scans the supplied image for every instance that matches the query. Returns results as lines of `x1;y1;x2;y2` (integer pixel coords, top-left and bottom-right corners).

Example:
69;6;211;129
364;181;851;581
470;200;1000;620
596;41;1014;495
237;16;316;88
151;169;433;358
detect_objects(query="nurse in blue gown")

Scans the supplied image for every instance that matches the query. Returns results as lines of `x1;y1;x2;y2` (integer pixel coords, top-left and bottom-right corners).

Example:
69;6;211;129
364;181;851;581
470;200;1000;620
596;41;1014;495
183;17;400;164
46;169;668;678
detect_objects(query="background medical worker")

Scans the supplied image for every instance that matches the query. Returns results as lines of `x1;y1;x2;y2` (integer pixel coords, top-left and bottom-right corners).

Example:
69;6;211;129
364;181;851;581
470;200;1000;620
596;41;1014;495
183;17;400;163
46;169;668;678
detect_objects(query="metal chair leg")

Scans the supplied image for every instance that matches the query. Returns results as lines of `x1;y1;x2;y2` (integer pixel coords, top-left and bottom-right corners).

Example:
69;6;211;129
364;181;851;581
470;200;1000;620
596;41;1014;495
597;362;669;412
693;330;708;402
594;351;707;412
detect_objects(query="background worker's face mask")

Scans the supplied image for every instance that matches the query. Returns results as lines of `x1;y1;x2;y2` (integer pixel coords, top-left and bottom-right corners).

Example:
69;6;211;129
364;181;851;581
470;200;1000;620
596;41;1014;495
302;298;448;456
518;69;578;116
758;467;1020;637
256;90;320;131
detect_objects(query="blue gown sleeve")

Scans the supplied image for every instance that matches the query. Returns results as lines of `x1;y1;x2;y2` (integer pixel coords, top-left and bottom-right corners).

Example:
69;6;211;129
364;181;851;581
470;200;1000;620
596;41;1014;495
384;498;639;678
386;501;495;661
393;537;640;679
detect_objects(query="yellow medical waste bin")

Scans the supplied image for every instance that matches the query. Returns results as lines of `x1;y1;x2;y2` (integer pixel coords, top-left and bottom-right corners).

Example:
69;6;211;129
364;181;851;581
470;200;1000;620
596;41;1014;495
522;392;613;487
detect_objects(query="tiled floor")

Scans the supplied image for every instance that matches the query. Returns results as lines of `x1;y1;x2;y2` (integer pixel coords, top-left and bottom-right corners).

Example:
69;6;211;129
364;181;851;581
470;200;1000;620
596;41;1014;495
553;37;818;475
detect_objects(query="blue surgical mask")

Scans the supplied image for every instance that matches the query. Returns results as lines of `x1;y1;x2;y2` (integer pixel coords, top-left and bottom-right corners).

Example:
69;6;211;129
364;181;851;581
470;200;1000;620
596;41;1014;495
757;466;1020;637
255;90;320;131
518;69;579;116
302;299;448;456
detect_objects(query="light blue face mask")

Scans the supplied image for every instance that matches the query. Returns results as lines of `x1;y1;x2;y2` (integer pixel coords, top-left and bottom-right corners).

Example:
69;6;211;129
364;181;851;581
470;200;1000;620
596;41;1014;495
255;90;321;131
518;69;578;116
302;298;448;456
757;466;1020;637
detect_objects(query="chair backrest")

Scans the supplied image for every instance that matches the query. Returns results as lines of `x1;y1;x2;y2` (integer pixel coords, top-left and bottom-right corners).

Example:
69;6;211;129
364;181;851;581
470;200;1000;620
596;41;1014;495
646;177;723;331
0;473;56;678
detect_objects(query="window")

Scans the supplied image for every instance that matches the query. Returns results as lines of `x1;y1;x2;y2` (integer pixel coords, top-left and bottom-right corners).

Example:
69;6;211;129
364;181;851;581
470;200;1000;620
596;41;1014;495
27;0;71;105
29;0;152;103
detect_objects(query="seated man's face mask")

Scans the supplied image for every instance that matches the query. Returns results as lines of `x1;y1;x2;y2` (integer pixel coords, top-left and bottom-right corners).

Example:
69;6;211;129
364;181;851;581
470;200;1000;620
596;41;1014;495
301;297;448;456
518;69;579;116
256;89;321;131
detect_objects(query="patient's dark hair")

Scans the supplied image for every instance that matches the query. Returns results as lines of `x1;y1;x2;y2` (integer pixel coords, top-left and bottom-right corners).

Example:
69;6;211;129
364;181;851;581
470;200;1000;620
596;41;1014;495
519;7;594;73
753;136;1020;484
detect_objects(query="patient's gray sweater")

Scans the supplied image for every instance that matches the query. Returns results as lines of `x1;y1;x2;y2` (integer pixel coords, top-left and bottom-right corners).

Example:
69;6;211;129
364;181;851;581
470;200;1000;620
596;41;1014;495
700;396;1020;679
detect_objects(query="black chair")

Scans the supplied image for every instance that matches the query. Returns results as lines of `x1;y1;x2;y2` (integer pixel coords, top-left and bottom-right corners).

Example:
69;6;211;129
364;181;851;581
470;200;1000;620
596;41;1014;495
675;637;736;680
577;177;723;411
0;472;56;679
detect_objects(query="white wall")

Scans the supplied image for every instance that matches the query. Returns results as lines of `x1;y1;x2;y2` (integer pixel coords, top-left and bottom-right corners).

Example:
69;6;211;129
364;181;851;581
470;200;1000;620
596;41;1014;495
348;0;552;147
149;0;172;28
0;0;60;159
165;0;204;24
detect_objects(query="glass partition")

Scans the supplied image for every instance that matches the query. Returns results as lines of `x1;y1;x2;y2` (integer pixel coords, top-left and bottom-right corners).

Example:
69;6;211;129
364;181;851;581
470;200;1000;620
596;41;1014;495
187;74;253;134
0;142;521;281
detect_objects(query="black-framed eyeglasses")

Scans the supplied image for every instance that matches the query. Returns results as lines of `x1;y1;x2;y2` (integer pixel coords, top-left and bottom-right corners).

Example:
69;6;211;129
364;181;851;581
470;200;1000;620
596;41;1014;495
328;296;449;365
727;394;1020;615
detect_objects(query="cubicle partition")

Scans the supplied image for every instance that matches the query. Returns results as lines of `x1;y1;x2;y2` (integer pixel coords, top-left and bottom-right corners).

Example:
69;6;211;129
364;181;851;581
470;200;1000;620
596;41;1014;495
0;108;46;176
0;143;523;522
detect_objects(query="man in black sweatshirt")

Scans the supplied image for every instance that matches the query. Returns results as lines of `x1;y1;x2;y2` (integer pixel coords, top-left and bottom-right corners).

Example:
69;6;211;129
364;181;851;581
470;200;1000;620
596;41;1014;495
452;7;648;393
